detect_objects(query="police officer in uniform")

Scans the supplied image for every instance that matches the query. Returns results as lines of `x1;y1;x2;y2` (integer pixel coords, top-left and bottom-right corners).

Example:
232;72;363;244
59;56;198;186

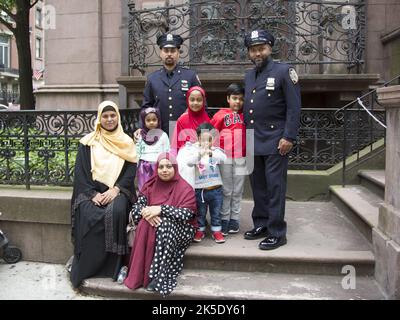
140;33;202;136
243;30;301;250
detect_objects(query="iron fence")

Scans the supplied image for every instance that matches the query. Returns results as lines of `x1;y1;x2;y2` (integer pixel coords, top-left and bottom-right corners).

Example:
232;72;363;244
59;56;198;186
291;108;384;171
129;0;366;74
0;90;19;105
0;107;385;188
0;110;139;188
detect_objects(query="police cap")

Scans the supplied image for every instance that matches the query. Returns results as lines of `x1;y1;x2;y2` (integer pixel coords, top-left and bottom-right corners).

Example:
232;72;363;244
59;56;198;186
244;30;275;48
157;33;183;49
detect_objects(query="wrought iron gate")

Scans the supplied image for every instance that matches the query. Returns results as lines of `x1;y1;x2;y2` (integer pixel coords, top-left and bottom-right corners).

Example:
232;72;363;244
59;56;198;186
128;0;366;75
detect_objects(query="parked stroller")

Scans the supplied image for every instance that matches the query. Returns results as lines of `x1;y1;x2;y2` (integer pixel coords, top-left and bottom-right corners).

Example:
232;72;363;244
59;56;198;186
0;215;22;264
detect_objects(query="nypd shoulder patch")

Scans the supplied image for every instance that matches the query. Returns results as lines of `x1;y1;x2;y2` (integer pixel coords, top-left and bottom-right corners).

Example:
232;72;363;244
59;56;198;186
289;68;298;85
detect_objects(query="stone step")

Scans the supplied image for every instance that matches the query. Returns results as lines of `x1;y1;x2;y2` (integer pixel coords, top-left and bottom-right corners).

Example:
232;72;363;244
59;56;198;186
181;200;375;276
330;185;383;243
81;269;384;300
358;170;385;199
185;235;374;276
81;200;377;299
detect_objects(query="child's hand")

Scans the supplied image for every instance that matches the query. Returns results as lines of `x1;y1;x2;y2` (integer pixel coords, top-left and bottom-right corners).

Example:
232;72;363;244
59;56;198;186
200;147;212;158
133;129;142;143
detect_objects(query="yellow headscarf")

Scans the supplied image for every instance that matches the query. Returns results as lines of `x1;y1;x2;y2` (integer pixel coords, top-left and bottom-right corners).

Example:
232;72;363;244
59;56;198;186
80;101;137;188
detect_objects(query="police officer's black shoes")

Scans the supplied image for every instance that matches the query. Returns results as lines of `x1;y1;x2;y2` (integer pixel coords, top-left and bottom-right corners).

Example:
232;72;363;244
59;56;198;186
244;226;269;240
259;236;287;250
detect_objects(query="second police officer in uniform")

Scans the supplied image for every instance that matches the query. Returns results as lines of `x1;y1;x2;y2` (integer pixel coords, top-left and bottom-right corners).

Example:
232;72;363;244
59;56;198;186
141;33;202;136
243;30;301;250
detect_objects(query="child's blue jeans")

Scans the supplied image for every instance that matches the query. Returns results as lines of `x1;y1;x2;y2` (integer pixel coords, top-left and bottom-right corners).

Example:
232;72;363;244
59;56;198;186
195;186;223;232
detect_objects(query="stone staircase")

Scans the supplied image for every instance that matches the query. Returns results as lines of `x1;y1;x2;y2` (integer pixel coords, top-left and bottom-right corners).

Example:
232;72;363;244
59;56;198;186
1;172;385;299
330;170;385;244
81;184;386;300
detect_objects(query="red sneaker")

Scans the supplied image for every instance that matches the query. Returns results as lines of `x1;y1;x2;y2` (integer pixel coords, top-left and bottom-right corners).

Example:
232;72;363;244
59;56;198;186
212;231;225;244
193;230;205;242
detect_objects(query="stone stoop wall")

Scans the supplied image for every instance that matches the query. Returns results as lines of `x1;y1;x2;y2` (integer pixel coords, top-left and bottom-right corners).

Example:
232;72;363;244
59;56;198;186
0;191;73;264
373;85;400;299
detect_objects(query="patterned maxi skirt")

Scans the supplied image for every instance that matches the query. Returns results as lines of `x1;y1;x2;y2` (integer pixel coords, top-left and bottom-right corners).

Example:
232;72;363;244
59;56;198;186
148;216;195;296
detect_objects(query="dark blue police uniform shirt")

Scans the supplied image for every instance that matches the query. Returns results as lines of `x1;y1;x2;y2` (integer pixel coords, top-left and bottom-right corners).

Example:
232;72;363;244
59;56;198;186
243;59;301;156
142;65;201;134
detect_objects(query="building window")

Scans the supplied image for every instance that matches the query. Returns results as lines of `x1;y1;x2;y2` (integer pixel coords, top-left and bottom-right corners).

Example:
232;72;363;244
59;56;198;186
35;37;42;59
0;35;10;68
36;8;42;28
0;82;7;91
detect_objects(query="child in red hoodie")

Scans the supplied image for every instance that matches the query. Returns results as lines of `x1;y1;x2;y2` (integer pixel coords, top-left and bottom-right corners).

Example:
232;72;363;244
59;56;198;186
210;83;246;236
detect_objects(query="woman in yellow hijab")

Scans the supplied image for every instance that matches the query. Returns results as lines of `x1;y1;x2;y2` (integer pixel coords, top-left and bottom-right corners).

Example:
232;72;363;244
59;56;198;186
70;101;137;288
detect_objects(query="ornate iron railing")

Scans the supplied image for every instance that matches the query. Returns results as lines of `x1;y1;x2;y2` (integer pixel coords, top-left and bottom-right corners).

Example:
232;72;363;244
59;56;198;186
0;108;385;188
335;75;400;186
288;107;383;170
128;0;366;75
0;110;139;189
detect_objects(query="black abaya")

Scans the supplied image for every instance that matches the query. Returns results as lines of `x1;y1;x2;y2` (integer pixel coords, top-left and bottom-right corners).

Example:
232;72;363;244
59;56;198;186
70;144;136;288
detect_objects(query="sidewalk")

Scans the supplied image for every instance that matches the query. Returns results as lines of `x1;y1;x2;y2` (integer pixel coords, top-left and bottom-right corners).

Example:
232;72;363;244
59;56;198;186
0;260;104;300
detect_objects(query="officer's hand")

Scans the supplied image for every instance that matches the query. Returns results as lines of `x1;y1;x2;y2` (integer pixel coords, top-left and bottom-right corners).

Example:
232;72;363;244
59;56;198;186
278;138;293;156
133;129;142;142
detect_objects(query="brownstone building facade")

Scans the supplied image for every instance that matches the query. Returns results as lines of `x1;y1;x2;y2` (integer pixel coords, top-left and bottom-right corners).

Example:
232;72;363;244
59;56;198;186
35;0;400;110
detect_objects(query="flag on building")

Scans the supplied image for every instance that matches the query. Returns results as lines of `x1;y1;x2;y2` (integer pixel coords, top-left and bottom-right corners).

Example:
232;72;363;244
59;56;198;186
33;69;44;81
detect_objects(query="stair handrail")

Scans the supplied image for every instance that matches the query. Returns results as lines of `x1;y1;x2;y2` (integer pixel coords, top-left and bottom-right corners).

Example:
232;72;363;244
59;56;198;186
337;74;399;187
335;74;400;116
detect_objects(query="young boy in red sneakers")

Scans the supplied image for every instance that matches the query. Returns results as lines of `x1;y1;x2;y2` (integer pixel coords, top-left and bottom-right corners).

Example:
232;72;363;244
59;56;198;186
178;122;227;243
210;83;246;236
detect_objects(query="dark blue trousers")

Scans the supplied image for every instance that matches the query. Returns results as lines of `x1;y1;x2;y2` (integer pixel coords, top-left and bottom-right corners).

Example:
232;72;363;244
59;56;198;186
249;154;288;238
195;187;223;232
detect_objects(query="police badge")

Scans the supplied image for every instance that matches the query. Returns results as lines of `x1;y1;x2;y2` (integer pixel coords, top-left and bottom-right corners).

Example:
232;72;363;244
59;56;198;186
289;68;298;85
181;79;189;91
266;77;275;90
